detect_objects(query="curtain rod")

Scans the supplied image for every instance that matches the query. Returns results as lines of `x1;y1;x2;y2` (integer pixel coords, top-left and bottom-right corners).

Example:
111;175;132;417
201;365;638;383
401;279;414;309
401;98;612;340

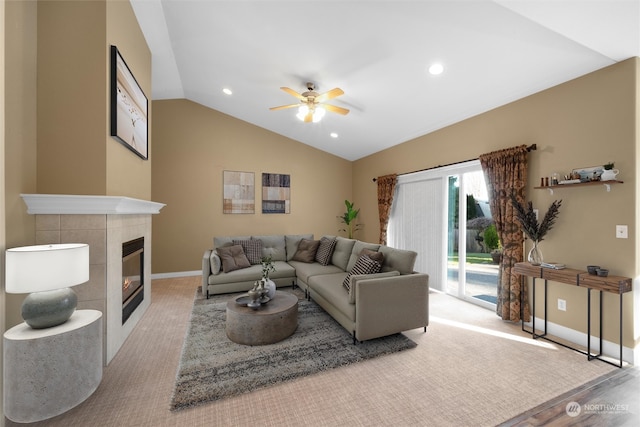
372;144;537;182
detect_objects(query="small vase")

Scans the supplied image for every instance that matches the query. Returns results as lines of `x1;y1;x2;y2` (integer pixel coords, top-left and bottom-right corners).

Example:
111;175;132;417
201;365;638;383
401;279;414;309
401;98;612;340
528;240;543;266
601;169;619;181
263;277;276;299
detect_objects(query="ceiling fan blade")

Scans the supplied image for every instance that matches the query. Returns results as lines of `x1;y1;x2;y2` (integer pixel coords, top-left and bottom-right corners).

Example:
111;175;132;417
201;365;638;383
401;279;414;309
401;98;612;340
323;104;350;115
304;111;313;123
270;103;300;111
281;87;306;101
315;87;344;103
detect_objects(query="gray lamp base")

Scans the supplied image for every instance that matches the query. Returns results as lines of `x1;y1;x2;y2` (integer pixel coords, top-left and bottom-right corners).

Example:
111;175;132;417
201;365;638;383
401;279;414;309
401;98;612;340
22;287;78;329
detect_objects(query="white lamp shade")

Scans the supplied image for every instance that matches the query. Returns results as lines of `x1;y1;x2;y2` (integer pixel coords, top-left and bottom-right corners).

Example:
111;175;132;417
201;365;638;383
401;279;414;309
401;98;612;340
5;243;90;294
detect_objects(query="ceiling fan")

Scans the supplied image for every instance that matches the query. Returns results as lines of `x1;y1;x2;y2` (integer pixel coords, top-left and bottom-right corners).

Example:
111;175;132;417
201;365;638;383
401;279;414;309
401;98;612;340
270;82;350;123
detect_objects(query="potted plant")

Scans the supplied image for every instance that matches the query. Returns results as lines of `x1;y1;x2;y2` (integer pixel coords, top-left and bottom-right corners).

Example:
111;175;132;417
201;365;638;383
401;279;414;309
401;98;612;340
338;200;361;239
601;161;619;181
510;195;562;265
261;256;276;298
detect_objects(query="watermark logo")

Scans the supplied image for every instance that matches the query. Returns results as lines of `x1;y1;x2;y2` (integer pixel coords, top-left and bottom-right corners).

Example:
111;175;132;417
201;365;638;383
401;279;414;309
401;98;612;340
565;401;630;417
566;401;581;417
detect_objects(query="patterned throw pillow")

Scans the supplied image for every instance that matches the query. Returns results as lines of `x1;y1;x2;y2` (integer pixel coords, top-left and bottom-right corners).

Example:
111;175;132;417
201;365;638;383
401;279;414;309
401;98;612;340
216;245;251;273
359;248;384;266
292;239;321;263
232;239;263;264
315;236;337;266
343;254;382;292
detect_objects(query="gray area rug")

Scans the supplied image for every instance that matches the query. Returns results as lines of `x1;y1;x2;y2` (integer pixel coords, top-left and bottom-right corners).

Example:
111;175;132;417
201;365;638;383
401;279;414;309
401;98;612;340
170;289;416;411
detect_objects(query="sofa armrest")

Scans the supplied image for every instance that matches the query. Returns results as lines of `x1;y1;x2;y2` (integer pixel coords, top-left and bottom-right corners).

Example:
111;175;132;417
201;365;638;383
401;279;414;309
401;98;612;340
202;249;213;289
355;273;429;341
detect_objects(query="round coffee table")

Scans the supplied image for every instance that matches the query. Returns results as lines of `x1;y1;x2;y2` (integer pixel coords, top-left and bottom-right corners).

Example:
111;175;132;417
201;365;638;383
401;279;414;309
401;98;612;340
225;291;298;345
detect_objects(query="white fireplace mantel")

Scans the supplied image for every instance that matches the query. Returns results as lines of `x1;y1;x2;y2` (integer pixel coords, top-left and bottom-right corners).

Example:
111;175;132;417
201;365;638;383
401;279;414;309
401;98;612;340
21;194;165;215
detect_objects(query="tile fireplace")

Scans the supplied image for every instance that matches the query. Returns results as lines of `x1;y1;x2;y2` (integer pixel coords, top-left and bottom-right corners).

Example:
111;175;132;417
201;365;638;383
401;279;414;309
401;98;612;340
22;194;165;365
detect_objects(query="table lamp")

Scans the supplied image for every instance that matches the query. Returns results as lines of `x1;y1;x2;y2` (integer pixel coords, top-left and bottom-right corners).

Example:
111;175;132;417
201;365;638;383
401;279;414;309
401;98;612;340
5;243;89;329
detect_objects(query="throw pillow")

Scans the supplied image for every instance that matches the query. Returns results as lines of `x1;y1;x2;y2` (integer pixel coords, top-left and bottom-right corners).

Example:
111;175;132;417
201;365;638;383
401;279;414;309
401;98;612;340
315;236;337;266
232;239;263;264
210;252;222;275
216;245;251;273
343;254;382;292
360;248;384;266
292;239;321;263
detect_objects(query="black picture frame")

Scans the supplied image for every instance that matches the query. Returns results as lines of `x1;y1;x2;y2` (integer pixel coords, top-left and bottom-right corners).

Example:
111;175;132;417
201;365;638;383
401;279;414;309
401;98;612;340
110;45;148;160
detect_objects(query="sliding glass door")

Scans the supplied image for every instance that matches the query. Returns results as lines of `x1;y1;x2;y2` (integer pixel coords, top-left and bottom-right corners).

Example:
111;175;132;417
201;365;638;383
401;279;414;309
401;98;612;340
388;160;498;309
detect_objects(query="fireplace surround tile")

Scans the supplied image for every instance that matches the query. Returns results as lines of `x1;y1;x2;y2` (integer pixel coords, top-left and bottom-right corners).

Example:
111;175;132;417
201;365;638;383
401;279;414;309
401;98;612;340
22;195;164;365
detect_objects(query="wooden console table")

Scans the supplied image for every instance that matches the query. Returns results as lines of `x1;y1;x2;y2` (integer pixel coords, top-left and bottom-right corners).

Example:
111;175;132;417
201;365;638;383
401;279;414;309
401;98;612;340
514;262;632;368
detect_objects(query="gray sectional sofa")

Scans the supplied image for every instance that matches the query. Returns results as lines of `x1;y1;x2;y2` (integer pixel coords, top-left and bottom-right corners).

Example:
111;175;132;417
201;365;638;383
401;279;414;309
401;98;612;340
202;234;429;342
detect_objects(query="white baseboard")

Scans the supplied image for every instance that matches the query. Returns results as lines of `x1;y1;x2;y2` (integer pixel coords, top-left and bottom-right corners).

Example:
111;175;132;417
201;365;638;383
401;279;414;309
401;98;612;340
151;270;201;280
523;316;635;365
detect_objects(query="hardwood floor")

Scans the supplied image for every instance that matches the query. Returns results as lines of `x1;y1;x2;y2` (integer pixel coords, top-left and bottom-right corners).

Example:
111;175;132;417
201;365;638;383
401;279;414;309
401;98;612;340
502;366;640;426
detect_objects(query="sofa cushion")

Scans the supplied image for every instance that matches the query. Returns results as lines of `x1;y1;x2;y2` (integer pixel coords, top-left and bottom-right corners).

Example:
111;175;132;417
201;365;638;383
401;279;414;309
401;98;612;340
292;239;321;263
308;272;355;322
252;235;286;261
285;234;314;261
288;260;344;284
216;245;251;273
232;238;263;264
331;237;356;270
346;271;400;304
214;236;250;250
315;236;337;266
208;261;295;286
378;246;417;274
346;241;381;272
209;252;222;275
343;255;381;291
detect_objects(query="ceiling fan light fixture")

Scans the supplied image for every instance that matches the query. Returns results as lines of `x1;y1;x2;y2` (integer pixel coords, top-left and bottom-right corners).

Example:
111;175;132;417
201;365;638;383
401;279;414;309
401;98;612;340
313;106;326;123
296;105;309;121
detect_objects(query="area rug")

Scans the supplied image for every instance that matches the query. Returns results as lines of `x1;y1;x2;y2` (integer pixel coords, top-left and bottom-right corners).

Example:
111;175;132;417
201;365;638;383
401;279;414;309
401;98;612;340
170;289;416;411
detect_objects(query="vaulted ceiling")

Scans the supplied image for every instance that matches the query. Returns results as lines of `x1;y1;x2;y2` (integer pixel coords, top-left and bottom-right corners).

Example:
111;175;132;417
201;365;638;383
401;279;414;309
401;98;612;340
131;1;640;161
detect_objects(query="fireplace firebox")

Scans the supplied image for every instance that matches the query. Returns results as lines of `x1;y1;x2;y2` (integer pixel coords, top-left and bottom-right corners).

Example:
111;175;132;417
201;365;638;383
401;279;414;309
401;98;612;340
122;237;144;324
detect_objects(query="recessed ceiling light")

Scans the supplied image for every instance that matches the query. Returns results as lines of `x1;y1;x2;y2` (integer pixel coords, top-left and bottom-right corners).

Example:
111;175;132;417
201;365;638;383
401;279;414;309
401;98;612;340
428;63;444;75
330;132;338;138
222;88;233;95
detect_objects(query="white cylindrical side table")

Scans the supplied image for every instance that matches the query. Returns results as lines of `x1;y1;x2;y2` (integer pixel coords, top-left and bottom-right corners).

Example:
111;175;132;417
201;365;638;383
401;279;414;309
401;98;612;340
3;309;103;423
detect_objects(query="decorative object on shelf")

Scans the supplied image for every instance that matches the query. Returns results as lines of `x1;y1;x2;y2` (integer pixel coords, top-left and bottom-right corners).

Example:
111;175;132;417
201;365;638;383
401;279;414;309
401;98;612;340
596;268;609;277
338;199;361;238
261;256;277;298
587;265;600;275
510;195;563;266
5;243;90;329
571;165;603;182
110;46;148;160
601;162;619;181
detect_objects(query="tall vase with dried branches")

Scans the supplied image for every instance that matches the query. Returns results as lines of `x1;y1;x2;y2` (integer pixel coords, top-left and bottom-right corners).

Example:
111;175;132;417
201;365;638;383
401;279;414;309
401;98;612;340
510;195;562;265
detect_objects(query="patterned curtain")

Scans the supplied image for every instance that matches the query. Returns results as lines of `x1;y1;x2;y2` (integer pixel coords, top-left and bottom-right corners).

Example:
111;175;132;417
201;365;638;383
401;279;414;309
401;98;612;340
479;145;530;322
376;174;397;245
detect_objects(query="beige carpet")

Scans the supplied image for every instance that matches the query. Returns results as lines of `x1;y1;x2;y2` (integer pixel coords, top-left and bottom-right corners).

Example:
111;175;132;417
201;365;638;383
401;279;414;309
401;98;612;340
8;276;616;427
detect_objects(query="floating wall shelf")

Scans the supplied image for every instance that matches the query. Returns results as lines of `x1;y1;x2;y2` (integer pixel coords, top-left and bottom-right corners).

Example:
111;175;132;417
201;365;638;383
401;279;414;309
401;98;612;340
534;180;623;195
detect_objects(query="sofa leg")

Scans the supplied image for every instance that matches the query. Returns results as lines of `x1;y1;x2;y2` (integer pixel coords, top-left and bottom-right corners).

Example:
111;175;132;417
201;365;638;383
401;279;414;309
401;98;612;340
424;326;427;332
206;289;209;299
353;331;357;345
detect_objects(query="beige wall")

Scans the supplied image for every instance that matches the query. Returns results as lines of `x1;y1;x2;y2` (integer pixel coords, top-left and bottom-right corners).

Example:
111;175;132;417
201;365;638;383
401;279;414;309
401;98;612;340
1;0;7;422
4;0;37;332
353;59;638;348
36;0;151;199
106;0;151;200
151;99;353;273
